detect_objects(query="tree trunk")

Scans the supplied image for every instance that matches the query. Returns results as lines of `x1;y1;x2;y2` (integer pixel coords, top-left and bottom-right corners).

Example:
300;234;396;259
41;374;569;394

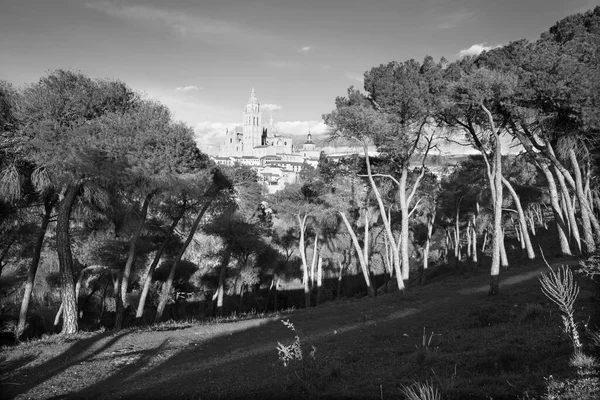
555;166;581;253
421;211;435;284
337;261;344;300
297;214;311;308
481;229;488;253
481;103;502;296
454;208;461;267
56;184;80;334
155;199;213;322
540;163;571;256
500;228;509;270
136;213;183;319
121;192;154;307
568;148;596;253
316;256;323;306
339;211;375;296
274;278;279;312
239;283;245;312
17;196;54;339
399;167;410;280
363;144;401;287
502;177;535;260
310;231;319;289
471;222;478;264
216;252;230;317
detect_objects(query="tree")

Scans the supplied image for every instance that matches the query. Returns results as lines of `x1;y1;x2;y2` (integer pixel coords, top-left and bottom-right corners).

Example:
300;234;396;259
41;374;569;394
15;70;138;334
154;168;231;322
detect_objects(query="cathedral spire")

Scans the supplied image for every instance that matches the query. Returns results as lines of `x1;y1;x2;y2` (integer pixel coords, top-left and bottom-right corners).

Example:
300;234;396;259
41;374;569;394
248;87;258;104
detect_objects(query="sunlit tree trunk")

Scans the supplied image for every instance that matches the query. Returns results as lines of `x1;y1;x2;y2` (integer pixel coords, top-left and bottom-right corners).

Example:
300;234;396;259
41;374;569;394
421;210;436;284
481;104;502;295
136;213;183;319
502;177;535;260
297;213;310;308
568;148;596;253
316;256;323;306
540;163;571;256
363;144;402;289
339;211;374;296
500;228;509;270
17;196;54;339
337;260;344;300
399;167;410;280
555;167;581;253
56;184;80;334
121;192;154;307
481;229;488;253
310;230;319;288
471;222;478;264
155;199;212;322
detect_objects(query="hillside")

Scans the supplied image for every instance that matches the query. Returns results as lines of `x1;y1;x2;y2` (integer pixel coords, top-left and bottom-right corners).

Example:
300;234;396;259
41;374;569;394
1;255;597;400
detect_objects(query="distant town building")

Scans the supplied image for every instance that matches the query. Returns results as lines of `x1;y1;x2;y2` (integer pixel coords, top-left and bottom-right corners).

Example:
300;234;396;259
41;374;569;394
213;89;324;193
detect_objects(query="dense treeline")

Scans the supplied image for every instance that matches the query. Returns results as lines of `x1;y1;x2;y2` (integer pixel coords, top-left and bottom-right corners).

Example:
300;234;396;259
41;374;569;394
0;7;599;340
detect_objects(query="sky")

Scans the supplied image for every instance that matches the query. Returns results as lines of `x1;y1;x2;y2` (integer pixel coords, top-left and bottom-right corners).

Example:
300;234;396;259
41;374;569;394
1;0;599;155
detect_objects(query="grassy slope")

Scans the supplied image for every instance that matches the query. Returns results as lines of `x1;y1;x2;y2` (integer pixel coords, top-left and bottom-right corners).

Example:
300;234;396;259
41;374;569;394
1;255;598;400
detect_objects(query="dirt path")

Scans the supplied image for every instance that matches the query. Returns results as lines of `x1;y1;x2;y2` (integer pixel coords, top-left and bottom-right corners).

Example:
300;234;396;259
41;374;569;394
0;259;584;399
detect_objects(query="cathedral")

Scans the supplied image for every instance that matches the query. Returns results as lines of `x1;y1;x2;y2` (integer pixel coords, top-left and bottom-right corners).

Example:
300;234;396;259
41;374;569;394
218;89;294;158
214;88;323;192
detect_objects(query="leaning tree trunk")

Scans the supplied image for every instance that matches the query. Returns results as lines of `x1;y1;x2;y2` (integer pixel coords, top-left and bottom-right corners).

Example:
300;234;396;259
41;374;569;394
502;177;535;260
339;211;375;296
363;144;401;288
17;196;54;339
155;199;213;322
56;184;80;334
555;165;582;253
121;192;154;308
568;148;596;253
136;213;183;319
540;163;572;256
297;214;311;308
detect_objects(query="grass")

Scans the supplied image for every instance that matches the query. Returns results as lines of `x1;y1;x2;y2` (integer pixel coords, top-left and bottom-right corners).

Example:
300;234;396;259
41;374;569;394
1;257;598;399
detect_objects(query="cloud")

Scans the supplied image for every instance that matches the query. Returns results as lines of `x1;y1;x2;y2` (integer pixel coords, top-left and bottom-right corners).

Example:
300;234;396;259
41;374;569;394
194;121;239;153
262;103;282;113
435;9;476;30
86;1;274;45
344;72;364;84
175;85;200;92
275;120;329;138
457;43;501;58
299;46;313;52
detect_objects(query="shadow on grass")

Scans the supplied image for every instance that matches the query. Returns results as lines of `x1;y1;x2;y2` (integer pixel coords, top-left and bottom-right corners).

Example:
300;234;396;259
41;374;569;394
0;331;129;399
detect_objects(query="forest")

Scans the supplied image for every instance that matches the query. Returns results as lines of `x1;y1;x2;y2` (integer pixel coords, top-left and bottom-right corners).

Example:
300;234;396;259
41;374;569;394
0;7;599;399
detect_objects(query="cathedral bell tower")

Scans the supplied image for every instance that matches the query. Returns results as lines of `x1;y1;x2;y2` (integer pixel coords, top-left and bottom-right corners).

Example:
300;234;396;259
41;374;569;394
242;88;262;155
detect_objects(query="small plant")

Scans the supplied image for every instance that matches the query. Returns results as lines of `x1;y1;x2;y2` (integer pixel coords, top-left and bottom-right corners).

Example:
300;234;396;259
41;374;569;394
569;351;598;373
399;381;441;400
276;319;304;367
417;328;440;350
539;264;581;350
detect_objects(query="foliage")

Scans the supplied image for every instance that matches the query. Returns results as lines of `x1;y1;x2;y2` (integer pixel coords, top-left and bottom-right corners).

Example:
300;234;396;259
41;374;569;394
539;264;581;350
